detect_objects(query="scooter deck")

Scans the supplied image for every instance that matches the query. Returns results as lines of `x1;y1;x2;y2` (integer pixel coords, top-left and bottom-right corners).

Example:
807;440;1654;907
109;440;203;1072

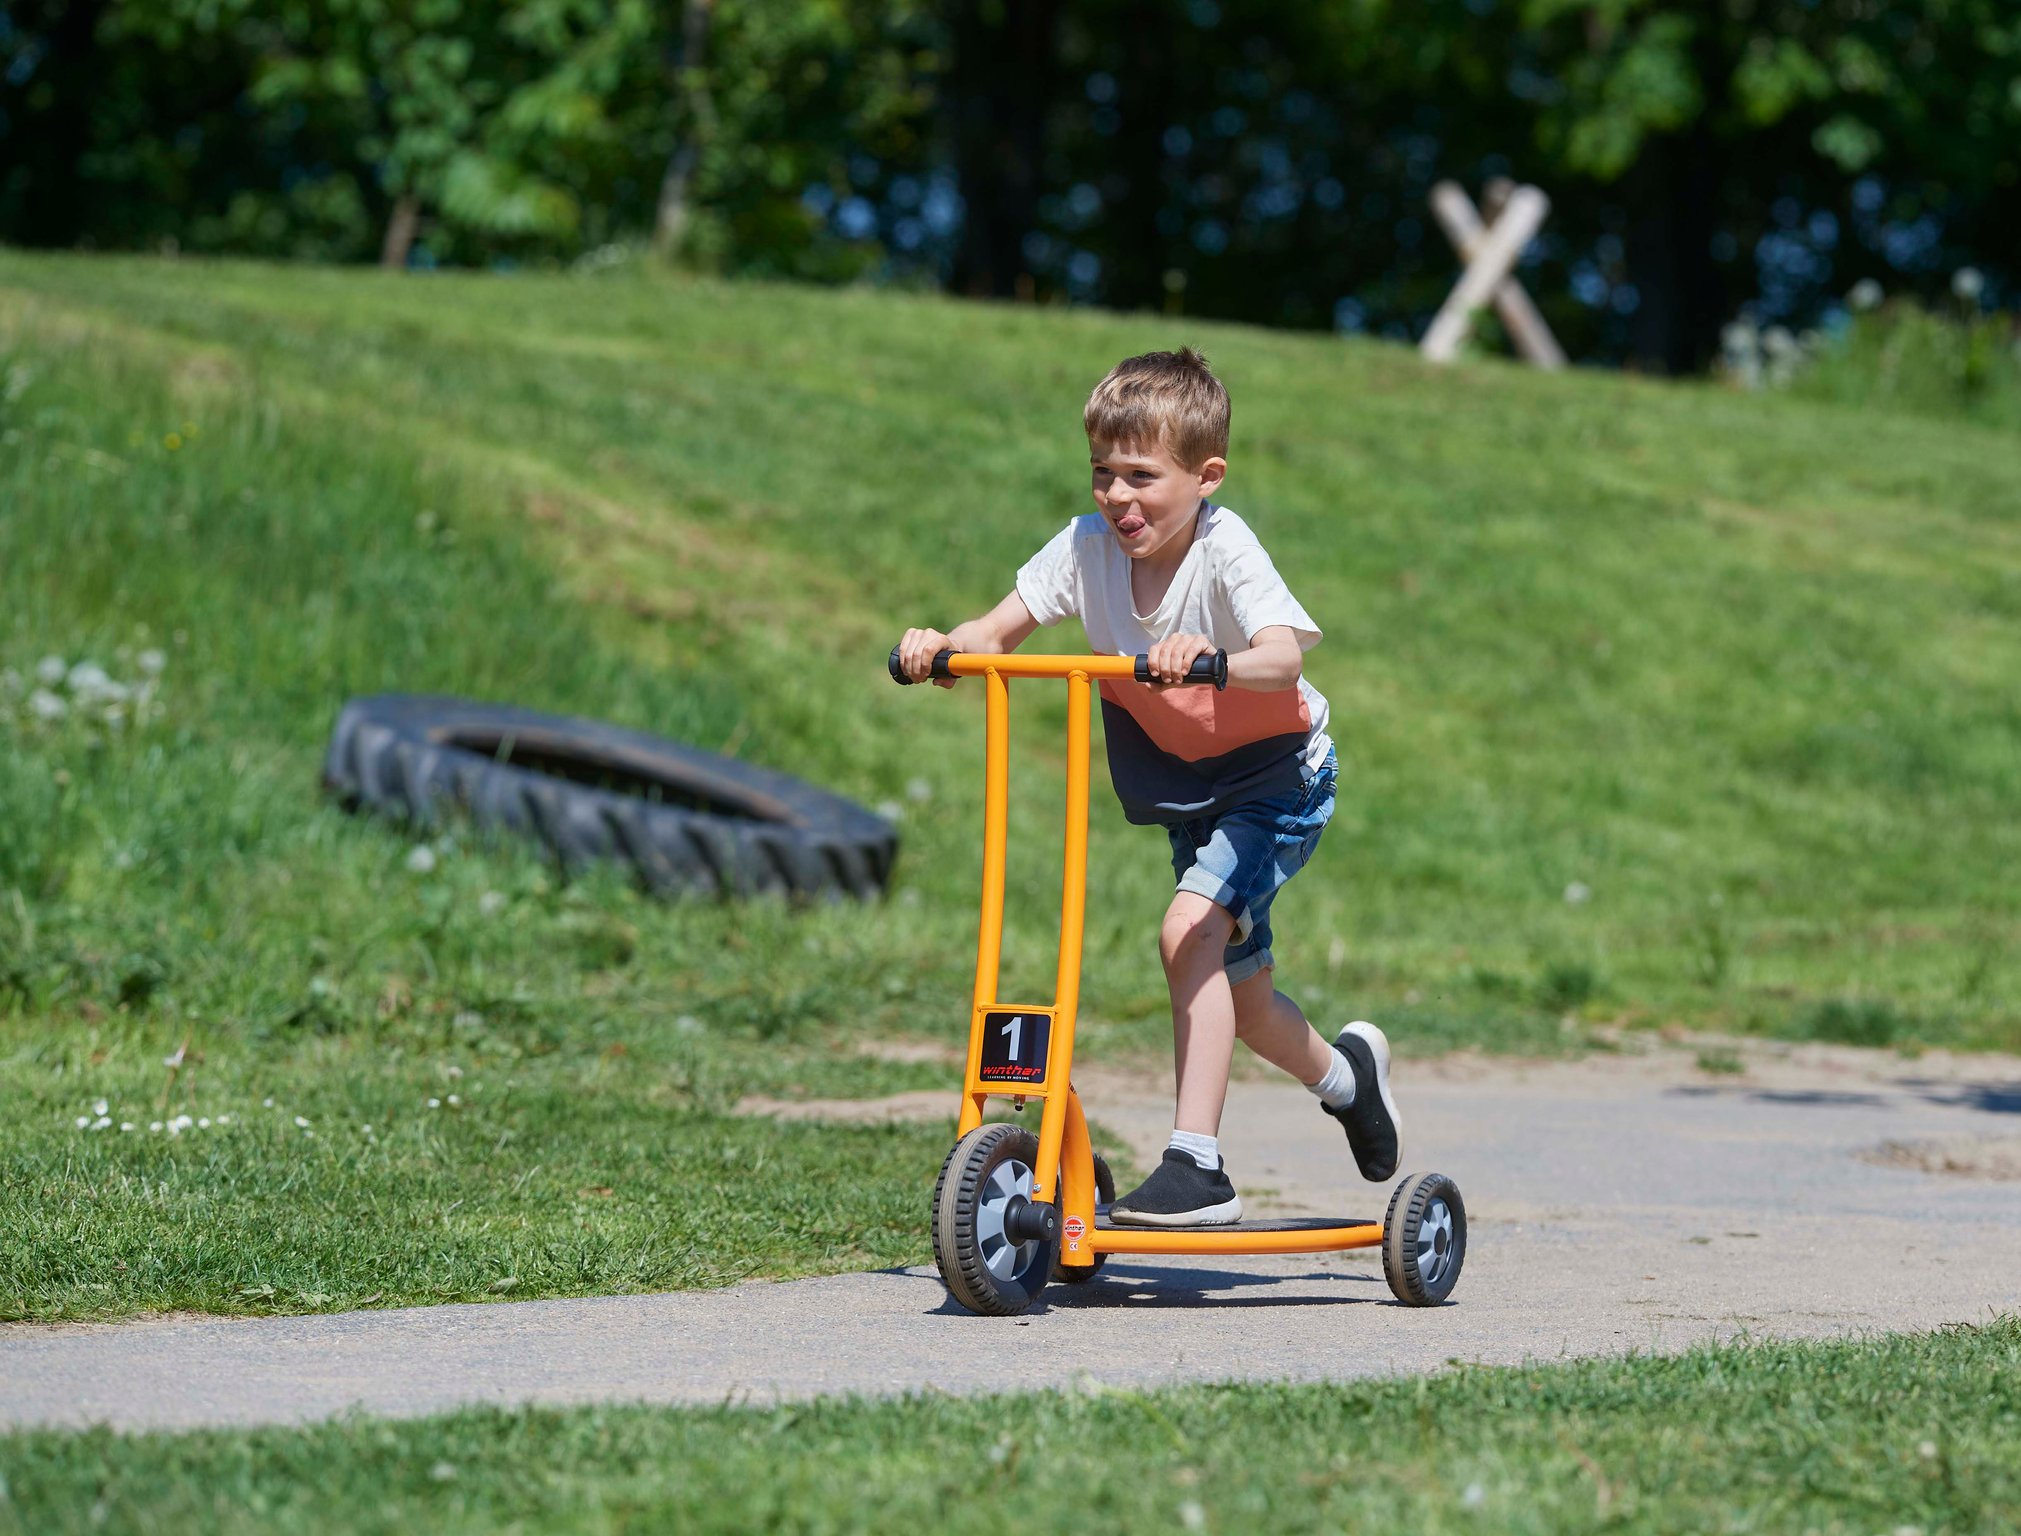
1095;1214;1375;1234
1089;1211;1387;1256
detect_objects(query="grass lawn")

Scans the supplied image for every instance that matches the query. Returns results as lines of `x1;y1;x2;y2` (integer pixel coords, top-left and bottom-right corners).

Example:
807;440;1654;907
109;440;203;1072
1;249;2018;1322
3;1320;2017;1533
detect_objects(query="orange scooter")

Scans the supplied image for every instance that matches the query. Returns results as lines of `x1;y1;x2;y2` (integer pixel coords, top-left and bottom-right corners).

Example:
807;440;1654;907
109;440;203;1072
889;645;1466;1315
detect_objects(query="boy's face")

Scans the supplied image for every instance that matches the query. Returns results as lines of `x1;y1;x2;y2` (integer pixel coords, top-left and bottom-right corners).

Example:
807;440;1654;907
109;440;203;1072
1088;438;1227;563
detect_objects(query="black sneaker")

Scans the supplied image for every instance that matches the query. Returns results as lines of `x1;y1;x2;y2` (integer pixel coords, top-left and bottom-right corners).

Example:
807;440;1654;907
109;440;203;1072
1108;1150;1245;1228
1321;1021;1402;1181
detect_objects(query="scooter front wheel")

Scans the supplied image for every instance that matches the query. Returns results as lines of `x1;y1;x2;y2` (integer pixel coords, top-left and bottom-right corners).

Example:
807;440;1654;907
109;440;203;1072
932;1123;1056;1316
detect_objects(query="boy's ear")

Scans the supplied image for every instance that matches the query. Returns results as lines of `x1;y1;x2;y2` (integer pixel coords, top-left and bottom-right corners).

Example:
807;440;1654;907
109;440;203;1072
1196;455;1227;498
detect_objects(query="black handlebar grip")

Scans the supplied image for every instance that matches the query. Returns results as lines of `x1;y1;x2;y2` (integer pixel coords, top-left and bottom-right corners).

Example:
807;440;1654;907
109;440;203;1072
1134;649;1228;689
888;646;957;684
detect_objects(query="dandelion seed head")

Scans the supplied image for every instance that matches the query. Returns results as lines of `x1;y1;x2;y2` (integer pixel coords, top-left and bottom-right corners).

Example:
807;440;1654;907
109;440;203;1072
1563;882;1593;905
446;1094;460;1106
1952;267;1984;303
478;889;508;916
137;648;167;676
1462;1481;1486;1509
35;656;66;686
1848;277;1884;311
197;1117;211;1129
405;845;437;875
29;689;67;721
1178;1500;1205;1531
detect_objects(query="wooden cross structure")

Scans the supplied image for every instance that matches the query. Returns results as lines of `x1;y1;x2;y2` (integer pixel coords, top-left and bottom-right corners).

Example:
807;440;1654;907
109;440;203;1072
1420;177;1565;369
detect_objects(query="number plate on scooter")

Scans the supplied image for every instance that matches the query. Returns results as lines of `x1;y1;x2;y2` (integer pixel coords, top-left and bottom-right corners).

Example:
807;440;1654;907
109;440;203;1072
977;1008;1052;1085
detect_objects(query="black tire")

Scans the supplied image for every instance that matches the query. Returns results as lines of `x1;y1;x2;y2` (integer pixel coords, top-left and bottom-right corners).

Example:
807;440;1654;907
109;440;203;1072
323;694;896;901
1382;1171;1466;1306
932;1124;1055;1316
1053;1150;1115;1284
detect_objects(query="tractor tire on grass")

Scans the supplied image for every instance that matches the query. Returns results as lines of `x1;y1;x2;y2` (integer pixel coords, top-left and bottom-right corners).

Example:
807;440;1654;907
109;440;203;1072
323;694;896;901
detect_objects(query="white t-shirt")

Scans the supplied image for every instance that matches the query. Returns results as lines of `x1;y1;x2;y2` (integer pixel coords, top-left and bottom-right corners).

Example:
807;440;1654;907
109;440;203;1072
1016;503;1333;823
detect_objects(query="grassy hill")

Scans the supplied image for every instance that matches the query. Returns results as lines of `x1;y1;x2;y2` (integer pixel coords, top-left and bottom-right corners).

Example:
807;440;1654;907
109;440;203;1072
2;249;2017;1320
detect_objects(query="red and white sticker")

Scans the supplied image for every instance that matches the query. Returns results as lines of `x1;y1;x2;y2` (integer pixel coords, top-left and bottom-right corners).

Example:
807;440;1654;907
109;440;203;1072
1063;1214;1086;1249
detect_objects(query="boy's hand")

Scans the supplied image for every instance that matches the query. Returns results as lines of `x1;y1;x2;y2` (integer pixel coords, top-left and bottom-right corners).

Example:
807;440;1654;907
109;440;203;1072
897;627;960;688
1146;632;1215;687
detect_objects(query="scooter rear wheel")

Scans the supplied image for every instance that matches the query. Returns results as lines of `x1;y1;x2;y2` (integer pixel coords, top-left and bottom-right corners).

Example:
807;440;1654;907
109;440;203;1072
932;1123;1056;1316
1382;1171;1466;1305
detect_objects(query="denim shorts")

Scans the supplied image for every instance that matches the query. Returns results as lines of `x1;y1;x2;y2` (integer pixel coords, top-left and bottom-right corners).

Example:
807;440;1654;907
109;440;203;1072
1165;748;1337;985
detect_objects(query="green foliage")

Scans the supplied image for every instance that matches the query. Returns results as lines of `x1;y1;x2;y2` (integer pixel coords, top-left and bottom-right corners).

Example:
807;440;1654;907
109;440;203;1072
1787;300;2021;431
5;1321;2021;1532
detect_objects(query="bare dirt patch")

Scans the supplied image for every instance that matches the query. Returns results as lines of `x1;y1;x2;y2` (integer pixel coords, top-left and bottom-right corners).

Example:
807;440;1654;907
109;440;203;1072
1862;1135;2021;1181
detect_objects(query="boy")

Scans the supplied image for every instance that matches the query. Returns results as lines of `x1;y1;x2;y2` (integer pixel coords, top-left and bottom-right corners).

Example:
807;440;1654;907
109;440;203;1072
894;347;1399;1226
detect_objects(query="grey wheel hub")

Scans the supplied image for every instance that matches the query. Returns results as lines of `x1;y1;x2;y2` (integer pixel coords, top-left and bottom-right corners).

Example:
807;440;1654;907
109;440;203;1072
974;1157;1039;1279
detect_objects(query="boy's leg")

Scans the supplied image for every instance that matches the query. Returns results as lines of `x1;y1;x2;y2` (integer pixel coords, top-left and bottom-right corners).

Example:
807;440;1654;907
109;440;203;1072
1160;890;1239;1135
1230;970;1333;1084
1108;889;1247;1228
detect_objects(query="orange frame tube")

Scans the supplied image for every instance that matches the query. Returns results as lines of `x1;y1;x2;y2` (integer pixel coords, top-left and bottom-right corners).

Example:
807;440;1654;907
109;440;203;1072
949;653;1383;1261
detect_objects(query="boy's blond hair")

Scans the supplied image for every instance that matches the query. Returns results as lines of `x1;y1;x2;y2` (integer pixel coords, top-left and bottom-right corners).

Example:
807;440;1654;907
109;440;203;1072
1083;347;1230;470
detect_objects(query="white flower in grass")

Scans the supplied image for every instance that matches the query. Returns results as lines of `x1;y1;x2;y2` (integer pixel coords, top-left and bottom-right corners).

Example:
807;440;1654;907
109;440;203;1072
427;1097;441;1109
1461;1482;1486;1509
294;1115;310;1128
137;649;166;676
446;1094;460;1106
171;1114;193;1132
405;845;437;874
477;889;508;916
92;1099;108;1117
120;1122;135;1132
66;662;113;699
36;656;66;686
150;1121;164;1133
874;800;903;824
216;1114;231;1125
262;1097;275;1108
905;777;933;802
29;689;67;721
75;1115;90;1128
1952;267;1984;303
91;1117;111;1130
1848;278;1883;311
197;1117;210;1129
1563;882;1592;905
1178;1501;1204;1531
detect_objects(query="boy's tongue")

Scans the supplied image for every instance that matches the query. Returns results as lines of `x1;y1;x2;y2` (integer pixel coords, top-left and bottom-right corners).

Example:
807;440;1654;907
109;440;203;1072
1116;512;1147;537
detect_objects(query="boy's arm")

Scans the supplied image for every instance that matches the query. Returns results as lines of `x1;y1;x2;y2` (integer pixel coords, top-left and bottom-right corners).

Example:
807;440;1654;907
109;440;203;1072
896;590;1039;687
1145;625;1302;689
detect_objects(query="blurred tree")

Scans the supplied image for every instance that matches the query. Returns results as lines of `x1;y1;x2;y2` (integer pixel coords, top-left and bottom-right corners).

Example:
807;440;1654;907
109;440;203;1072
2;0;2016;367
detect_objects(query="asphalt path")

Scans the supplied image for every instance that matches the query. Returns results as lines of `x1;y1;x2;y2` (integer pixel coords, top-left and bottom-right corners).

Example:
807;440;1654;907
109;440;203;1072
6;1040;2021;1432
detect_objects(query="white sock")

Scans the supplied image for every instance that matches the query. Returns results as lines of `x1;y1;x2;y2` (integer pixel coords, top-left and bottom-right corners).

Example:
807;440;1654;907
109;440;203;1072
1167;1129;1221;1170
1306;1046;1356;1110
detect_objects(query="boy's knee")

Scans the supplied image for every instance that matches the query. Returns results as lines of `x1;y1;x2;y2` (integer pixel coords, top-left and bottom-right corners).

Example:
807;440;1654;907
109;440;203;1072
1160;897;1234;970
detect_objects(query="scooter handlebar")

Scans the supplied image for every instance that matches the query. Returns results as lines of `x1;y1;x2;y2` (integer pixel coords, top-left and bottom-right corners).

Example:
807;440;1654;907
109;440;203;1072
887;646;1227;689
